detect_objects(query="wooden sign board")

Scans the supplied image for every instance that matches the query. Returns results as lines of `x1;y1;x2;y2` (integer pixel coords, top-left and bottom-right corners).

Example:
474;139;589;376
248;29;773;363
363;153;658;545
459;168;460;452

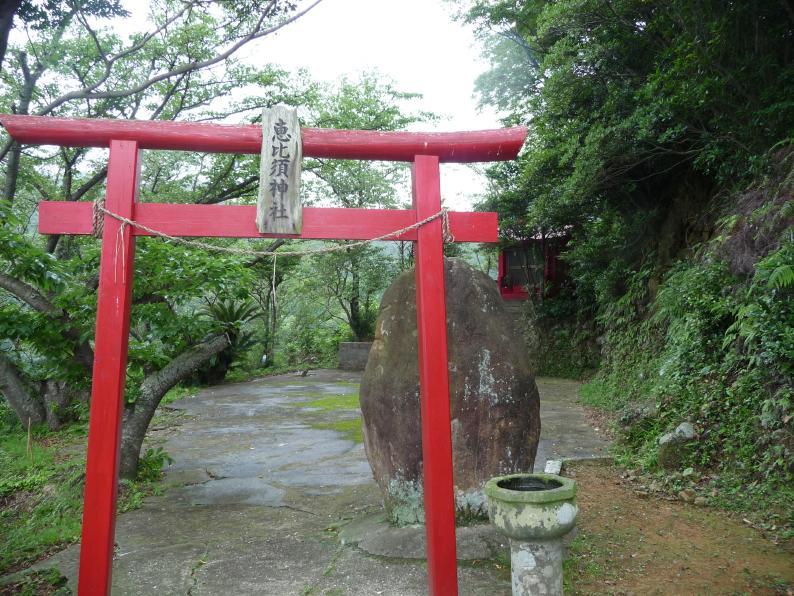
256;105;302;234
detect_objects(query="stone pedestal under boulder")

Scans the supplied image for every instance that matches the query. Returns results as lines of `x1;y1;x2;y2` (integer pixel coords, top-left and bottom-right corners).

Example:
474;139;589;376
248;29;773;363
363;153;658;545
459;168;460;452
360;258;540;525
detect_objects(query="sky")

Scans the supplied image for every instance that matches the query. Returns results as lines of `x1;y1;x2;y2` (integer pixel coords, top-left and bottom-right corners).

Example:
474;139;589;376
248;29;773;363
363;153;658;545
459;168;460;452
91;0;503;210
245;0;501;210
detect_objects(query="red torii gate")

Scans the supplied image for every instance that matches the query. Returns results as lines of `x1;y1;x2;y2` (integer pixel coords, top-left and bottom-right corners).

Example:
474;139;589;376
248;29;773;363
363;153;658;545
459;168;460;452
1;114;526;596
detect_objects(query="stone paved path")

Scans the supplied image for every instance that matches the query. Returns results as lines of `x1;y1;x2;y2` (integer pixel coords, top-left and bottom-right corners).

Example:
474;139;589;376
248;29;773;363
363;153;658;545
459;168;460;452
36;370;609;595
534;377;611;471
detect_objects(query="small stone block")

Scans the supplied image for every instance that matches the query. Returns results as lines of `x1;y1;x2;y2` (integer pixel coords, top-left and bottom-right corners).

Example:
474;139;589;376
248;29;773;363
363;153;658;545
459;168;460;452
544;460;563;475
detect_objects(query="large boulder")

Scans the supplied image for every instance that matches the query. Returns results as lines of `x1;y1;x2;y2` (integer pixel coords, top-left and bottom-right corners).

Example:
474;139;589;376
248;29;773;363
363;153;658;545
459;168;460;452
360;258;540;525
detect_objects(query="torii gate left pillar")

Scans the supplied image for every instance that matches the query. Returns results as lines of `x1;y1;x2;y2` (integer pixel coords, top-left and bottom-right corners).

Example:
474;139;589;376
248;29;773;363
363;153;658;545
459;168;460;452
0;114;526;596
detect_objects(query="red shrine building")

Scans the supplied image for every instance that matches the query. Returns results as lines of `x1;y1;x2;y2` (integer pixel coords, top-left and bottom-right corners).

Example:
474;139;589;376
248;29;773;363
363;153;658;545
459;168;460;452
497;233;569;301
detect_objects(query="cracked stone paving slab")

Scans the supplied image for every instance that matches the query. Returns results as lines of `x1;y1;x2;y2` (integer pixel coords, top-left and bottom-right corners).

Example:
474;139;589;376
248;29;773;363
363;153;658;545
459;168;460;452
27;369;608;595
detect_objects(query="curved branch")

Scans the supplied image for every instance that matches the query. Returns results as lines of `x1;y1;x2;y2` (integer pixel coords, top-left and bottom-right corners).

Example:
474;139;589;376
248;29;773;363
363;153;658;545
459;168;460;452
0;353;46;425
0;271;93;369
0;271;57;314
35;0;325;114
246;239;287;267
198;173;258;204
119;333;230;479
35;3;194;116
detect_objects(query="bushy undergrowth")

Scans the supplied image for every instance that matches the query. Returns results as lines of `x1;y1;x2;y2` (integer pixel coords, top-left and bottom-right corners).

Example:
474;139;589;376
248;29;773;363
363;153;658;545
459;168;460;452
582;201;793;506
0;403;169;574
278;319;351;369
462;0;793;530
522;296;600;380
0;409;85;574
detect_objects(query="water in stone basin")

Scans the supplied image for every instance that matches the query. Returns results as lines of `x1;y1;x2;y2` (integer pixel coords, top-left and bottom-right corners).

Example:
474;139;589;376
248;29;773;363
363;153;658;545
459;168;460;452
497;476;563;492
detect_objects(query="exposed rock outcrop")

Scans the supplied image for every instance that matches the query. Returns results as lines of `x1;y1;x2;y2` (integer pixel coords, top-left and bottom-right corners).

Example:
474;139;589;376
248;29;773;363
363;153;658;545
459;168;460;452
658;421;696;470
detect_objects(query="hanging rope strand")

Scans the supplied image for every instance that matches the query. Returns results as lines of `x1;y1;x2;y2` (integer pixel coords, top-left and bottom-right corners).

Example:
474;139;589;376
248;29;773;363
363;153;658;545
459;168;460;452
92;195;105;239
92;203;456;258
271;253;277;313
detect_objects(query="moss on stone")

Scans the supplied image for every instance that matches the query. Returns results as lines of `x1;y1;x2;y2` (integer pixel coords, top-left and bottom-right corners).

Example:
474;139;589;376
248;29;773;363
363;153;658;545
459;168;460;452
293;393;360;411
313;417;364;443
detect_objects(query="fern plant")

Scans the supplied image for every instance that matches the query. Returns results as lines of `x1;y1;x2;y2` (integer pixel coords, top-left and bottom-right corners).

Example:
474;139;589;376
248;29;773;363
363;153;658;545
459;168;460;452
196;299;261;383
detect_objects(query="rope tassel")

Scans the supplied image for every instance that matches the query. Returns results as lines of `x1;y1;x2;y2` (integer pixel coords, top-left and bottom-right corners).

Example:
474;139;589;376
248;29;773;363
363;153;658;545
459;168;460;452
92;196;105;239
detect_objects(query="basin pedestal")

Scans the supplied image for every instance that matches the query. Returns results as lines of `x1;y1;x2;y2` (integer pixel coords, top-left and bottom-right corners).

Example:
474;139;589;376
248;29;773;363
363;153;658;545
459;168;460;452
484;473;578;596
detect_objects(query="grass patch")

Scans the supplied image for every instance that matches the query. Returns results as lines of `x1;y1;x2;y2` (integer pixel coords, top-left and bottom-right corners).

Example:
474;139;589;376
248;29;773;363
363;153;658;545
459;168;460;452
0;427;86;575
312;417;363;443
579;378;626;411
563;531;612;591
0;567;69;595
294;392;359;411
289;391;362;442
0;414;171;575
161;384;198;406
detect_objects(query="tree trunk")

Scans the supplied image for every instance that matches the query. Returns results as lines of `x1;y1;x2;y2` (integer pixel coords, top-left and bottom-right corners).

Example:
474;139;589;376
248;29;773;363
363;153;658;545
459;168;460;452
41;380;74;430
0;354;46;425
2;52;36;205
348;256;366;341
0;0;20;72
2;141;21;204
119;334;229;480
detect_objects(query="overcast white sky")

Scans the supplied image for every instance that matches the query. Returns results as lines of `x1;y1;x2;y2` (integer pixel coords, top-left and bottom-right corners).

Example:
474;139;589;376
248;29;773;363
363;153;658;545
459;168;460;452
245;0;500;209
101;0;500;210
251;0;495;128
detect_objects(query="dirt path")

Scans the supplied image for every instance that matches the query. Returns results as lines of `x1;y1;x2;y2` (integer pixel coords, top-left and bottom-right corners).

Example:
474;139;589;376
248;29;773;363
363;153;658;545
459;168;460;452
565;461;794;595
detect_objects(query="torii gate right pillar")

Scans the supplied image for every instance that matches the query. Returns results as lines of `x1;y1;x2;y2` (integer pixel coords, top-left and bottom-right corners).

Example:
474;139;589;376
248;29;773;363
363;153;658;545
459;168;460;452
412;154;458;593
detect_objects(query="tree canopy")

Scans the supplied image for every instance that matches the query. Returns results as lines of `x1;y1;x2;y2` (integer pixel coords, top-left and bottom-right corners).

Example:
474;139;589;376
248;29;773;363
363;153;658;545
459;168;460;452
0;0;441;479
458;0;793;497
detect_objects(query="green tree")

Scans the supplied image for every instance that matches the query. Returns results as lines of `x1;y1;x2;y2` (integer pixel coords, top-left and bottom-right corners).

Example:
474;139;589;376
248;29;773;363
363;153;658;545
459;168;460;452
0;0;323;477
297;74;432;341
0;0;128;71
458;0;794;491
463;0;793;275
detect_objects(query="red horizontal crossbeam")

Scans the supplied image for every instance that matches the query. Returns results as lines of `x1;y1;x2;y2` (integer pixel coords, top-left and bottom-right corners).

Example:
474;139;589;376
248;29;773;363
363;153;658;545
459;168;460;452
0;115;526;163
38;202;497;243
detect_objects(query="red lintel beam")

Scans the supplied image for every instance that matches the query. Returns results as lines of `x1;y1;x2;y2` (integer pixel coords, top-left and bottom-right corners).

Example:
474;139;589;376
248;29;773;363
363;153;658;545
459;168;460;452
0;115;526;163
38;202;498;243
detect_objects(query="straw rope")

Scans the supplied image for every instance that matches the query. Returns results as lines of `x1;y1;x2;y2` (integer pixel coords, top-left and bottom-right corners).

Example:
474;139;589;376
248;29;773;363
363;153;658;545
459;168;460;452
92;201;455;257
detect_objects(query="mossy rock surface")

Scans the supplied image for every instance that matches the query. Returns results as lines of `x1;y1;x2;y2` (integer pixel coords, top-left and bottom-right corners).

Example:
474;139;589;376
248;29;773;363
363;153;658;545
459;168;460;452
360;258;541;525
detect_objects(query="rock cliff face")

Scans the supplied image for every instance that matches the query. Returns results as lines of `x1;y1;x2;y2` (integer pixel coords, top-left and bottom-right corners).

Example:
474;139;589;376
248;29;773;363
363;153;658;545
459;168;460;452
360;258;540;525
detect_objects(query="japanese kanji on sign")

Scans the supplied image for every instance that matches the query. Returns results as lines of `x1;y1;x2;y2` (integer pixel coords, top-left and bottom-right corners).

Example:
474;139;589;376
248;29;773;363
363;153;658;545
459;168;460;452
257;105;302;234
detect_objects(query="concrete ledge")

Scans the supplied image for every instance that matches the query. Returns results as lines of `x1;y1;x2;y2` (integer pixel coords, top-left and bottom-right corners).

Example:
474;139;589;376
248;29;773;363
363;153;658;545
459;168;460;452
560;456;615;472
338;342;372;371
